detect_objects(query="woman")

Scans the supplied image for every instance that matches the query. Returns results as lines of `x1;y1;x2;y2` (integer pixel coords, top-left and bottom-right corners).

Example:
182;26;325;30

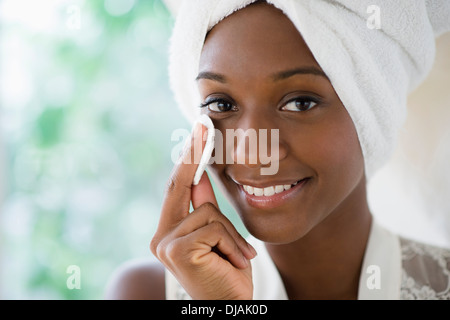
105;0;450;299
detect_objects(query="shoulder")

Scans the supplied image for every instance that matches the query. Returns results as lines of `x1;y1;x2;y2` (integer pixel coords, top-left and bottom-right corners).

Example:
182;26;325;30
104;258;166;300
399;236;450;300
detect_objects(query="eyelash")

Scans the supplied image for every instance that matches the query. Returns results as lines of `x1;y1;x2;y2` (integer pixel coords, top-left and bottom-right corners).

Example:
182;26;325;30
199;96;321;113
281;96;320;112
199;97;236;112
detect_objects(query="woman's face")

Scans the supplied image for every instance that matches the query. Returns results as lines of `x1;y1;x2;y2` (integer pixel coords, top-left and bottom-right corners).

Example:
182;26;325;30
197;2;365;244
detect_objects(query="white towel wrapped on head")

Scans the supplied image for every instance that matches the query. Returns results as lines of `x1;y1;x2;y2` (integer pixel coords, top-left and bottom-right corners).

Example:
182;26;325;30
165;0;450;179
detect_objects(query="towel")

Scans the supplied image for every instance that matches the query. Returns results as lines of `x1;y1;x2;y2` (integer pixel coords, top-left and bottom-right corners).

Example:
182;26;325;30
164;0;450;178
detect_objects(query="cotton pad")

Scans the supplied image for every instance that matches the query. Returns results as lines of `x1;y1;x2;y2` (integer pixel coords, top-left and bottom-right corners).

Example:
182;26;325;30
192;114;215;185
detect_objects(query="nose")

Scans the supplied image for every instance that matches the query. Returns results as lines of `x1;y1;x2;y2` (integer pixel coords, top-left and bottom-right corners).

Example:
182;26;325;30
228;114;288;172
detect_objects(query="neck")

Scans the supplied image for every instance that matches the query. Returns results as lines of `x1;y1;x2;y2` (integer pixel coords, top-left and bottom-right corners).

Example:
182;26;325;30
265;177;372;300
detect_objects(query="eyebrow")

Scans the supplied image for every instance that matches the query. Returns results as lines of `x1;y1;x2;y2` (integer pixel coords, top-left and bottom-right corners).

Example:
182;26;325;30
272;67;329;81
195;71;227;83
196;66;328;83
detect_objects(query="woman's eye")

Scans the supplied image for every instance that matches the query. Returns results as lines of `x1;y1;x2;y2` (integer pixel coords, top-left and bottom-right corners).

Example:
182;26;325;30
201;99;235;112
282;98;318;112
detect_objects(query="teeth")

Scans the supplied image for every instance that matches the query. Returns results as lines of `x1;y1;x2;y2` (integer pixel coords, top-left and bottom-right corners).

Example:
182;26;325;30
263;186;275;197
242;181;301;197
274;185;284;194
253;187;264;196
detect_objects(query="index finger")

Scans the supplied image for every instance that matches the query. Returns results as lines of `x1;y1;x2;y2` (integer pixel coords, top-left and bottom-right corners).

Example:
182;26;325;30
159;119;209;229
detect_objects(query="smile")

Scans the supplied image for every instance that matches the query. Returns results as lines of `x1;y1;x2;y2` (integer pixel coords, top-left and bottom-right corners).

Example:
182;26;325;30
242;181;299;196
234;177;310;209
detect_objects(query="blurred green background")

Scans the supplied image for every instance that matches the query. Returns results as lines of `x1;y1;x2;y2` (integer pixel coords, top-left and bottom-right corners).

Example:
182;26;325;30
0;0;244;299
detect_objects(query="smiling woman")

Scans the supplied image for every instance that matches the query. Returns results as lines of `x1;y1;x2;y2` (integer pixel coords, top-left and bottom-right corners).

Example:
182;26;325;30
104;0;450;300
196;4;366;249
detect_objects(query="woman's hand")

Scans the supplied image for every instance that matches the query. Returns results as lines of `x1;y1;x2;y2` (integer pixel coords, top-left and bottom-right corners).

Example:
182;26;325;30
150;123;257;300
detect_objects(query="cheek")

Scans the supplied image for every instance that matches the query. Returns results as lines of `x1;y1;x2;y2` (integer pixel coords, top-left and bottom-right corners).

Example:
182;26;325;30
304;108;365;191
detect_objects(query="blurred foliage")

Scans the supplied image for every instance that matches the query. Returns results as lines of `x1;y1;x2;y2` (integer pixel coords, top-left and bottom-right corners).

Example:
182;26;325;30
1;0;168;300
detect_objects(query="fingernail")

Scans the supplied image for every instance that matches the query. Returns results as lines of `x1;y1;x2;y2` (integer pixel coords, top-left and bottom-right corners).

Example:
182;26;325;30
247;242;257;258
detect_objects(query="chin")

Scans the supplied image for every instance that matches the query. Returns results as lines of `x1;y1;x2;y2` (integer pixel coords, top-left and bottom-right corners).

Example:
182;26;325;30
232;202;318;244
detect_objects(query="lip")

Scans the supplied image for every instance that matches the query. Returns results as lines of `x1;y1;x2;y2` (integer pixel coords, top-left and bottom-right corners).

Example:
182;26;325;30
231;177;301;189
235;177;310;210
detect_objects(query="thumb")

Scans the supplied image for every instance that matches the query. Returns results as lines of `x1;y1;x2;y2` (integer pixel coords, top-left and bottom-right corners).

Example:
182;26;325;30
191;171;219;210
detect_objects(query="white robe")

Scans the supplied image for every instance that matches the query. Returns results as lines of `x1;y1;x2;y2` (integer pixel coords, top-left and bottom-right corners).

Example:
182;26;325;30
165;219;450;299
